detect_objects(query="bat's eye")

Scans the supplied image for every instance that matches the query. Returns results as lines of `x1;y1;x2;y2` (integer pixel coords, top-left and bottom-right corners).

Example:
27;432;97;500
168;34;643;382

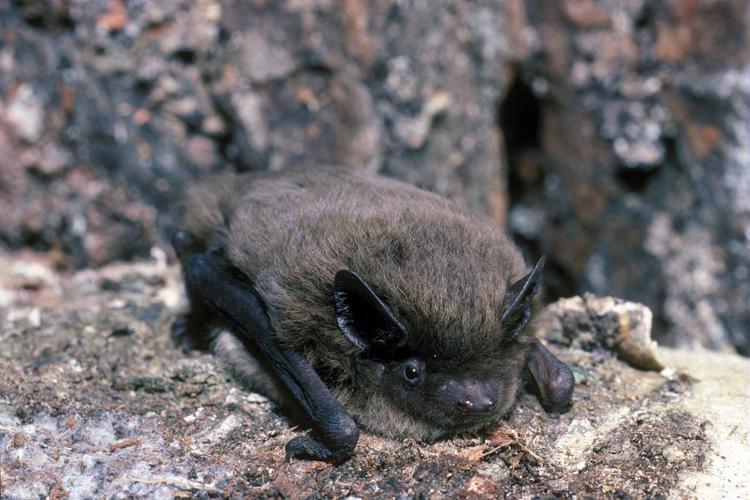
402;359;422;385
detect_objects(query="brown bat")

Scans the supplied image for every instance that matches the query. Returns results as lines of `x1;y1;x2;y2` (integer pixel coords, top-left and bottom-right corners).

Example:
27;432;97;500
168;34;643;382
171;166;573;463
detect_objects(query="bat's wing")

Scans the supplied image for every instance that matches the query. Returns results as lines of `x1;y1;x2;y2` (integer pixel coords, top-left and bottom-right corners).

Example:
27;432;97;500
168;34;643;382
173;230;359;463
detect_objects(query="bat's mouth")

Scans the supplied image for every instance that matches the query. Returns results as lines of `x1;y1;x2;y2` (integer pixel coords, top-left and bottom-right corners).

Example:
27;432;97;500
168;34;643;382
452;408;502;425
419;404;503;433
444;413;501;434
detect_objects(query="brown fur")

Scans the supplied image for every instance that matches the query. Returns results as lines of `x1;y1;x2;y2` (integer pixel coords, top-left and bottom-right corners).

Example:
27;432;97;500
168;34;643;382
184;166;535;439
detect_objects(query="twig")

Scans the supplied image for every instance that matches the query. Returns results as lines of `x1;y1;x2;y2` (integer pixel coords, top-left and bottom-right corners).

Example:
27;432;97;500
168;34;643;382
480;428;543;463
109;438;141;452
515;440;543;463
480;442;513;458
116;476;223;493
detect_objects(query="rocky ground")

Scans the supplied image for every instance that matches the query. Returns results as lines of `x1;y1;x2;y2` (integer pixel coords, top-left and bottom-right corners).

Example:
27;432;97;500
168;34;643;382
1;250;747;499
2;0;749;355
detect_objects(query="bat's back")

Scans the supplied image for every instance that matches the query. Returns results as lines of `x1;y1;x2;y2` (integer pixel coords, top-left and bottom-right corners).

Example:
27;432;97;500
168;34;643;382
185;166;528;367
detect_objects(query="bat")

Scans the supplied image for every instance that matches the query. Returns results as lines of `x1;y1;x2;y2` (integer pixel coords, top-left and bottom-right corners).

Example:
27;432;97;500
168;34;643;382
171;166;574;463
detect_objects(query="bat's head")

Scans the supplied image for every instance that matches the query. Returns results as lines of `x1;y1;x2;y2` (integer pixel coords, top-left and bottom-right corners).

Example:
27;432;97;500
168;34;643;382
332;257;544;435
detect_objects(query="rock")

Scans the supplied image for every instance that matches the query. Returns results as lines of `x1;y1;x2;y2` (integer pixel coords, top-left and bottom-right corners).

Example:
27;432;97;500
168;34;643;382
3;83;44;142
5;254;60;292
393;91;453;150
97;0;129;32
539;294;664;371
12;432;25;448
0;253;747;497
562;0;611;29
238;32;297;83
185;135;219;170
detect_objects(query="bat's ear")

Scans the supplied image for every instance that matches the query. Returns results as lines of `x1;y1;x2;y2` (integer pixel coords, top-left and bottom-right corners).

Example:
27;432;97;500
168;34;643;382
333;269;407;356
500;256;545;340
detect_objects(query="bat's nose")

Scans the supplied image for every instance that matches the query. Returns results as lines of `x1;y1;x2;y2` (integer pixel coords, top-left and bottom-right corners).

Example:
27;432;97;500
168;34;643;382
456;396;497;413
442;378;500;415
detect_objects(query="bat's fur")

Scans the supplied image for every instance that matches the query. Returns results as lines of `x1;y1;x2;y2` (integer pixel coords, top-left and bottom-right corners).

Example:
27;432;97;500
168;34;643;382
183;166;536;440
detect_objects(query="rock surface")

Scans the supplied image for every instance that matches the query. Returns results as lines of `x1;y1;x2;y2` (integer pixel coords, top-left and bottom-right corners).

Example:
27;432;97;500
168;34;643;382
0;0;513;268
1;251;747;498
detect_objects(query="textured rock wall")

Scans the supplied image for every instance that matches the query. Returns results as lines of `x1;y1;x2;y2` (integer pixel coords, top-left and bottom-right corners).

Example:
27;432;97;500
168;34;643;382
0;1;748;353
503;0;750;354
0;0;515;266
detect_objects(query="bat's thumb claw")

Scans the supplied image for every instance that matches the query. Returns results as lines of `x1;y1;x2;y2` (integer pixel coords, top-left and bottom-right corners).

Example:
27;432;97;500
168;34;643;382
171;228;197;258
285;434;354;464
285;435;330;462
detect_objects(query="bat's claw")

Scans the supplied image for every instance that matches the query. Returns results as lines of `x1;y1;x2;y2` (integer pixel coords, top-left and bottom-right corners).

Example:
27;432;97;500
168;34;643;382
286;435;332;462
285;422;358;464
171;228;198;258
